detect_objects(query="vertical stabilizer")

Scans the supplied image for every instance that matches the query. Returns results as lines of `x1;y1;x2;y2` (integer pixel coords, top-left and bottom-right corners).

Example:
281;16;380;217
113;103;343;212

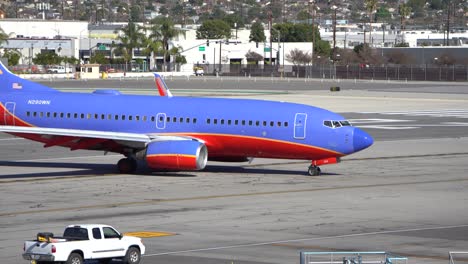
153;73;173;97
0;61;58;93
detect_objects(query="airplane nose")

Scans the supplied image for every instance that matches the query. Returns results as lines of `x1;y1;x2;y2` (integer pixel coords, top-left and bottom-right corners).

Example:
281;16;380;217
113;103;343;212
353;128;374;152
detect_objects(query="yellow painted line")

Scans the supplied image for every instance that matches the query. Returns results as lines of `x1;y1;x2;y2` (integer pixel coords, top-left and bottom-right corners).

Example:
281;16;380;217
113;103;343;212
124;231;175;238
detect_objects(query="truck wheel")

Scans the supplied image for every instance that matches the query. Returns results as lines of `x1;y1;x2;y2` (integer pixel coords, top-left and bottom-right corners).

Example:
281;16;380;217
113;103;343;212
66;253;83;264
123;247;140;264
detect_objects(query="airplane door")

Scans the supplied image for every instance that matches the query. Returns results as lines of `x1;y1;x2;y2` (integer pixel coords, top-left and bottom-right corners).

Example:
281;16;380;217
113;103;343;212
156;113;166;129
294;113;307;139
4;102;16;126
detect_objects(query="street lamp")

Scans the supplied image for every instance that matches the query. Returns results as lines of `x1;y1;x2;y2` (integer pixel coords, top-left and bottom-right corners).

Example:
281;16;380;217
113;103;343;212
331;5;338;63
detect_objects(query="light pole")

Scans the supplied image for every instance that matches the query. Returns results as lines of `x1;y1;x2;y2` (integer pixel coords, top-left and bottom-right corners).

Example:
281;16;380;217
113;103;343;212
331;5;337;63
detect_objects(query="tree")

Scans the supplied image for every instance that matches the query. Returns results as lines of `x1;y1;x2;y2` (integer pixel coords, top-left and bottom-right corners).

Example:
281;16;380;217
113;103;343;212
114;21;146;70
365;0;378;45
90;52;109;64
148;17;185;71
0;27;9;49
32;52;62;65
375;6;391;22
249;21;266;46
196;19;231;39
285;49;310;66
2;50;21;66
245;50;264;64
399;4;412;30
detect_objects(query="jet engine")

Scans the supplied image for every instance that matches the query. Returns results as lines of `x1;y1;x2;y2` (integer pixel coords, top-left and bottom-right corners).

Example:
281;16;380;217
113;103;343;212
145;140;208;171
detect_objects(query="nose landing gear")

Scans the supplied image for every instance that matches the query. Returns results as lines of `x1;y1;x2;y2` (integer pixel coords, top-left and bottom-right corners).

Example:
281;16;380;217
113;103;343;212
308;165;321;176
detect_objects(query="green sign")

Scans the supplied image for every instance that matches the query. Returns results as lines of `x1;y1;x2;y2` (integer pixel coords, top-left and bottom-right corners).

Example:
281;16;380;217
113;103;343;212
199;46;205;51
264;47;271;52
99;45;106;50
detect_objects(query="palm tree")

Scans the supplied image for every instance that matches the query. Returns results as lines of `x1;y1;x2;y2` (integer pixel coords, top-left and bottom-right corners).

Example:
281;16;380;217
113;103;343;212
365;0;378;46
147;17;185;71
142;36;163;71
399;4;411;30
114;21;146;71
0;27;9;49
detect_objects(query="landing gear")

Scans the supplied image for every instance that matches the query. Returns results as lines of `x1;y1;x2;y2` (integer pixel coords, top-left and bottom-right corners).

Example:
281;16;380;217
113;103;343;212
308;165;321;176
117;158;137;174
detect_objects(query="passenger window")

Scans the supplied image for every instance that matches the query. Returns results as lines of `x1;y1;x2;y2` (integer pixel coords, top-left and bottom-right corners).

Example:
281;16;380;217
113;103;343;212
249;120;253;126
166;117;170;122
33;112;37;117
92;228;102;239
136;116;140;121
46;112;51;118
94;114;98;119
122;115;126;120
40;112;44;118
255;121;259;126
227;120;232;125
87;114;91;119
270;121;274;127
277;121;282;127
159;116;164;122
263;121;267;126
193;118;197;124
214;119;218;125
143;116;147;121
186;118;190;123
173;117;177;122
151;116;155;122
101;114;105;120
340;120;351;126
108;114;112;120
242;120;246;125
221;119;224;125
74;113;78;118
235;120;239;125
67;113;71;118
129;115;133;121
59;113;63;118
284;122;288;127
179;117;183;123
102;227;120;239
53;112;57;118
26;111;30;117
115;115;119;120
81;113;84;119
206;118;211;124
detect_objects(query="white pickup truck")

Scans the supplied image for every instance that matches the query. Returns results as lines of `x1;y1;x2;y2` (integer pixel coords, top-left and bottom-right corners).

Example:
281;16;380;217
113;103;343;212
22;224;145;264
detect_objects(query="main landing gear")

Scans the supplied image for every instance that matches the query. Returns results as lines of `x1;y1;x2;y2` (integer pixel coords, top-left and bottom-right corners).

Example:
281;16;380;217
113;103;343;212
308;165;321;176
117;158;137;174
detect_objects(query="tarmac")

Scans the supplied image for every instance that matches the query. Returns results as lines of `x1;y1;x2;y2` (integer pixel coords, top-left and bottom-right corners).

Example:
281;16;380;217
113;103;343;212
1;78;468;264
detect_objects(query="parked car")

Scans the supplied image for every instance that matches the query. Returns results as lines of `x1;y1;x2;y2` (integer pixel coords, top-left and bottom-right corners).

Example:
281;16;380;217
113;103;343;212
47;65;73;74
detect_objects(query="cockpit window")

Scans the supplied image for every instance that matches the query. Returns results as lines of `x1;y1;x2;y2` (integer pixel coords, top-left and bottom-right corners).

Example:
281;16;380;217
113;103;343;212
324;120;352;128
340;120;352;126
332;121;342;128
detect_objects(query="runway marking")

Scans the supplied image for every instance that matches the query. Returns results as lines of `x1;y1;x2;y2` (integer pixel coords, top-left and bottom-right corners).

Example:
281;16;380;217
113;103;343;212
357;109;468;119
143;224;468;257
123;231;175;238
2;172;468;217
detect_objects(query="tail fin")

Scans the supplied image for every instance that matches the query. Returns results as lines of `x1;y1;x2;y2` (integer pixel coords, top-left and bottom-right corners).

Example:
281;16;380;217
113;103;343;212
0;61;57;93
153;73;173;97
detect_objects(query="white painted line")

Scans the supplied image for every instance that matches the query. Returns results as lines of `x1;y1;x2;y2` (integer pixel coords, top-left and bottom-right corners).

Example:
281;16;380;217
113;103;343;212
357;125;418;130
145;224;468;257
349;119;413;124
17;154;121;162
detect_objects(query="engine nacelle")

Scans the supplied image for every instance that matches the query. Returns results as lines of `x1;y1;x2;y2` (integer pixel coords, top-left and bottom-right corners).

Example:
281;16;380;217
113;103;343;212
145;140;208;171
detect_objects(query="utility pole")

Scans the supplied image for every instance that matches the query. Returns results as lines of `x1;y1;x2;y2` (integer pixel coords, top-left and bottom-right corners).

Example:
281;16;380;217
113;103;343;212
446;2;450;46
269;9;272;66
332;5;337;63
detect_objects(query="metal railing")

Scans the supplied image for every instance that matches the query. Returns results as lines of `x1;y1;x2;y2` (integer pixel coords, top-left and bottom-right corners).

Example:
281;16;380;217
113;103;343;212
449;251;468;264
300;251;408;264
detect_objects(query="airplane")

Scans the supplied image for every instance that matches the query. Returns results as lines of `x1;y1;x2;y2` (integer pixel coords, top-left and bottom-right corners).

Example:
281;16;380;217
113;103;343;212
0;61;373;176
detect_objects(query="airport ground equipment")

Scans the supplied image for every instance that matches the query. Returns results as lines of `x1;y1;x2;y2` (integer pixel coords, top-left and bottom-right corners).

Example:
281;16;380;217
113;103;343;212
23;224;145;264
300;251;408;264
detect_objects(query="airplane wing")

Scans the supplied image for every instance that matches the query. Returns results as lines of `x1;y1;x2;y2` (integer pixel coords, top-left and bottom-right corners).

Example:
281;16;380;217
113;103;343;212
0;125;193;151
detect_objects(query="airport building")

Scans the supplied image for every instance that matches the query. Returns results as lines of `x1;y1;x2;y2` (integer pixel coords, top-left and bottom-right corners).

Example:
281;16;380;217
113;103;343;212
0;19;467;72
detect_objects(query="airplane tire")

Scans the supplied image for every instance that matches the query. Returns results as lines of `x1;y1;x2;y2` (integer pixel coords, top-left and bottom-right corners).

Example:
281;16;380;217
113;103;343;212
308;165;321;176
118;158;137;174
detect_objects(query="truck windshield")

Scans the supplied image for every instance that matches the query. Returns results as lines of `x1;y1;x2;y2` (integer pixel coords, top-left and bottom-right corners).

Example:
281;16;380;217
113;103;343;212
63;227;89;240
